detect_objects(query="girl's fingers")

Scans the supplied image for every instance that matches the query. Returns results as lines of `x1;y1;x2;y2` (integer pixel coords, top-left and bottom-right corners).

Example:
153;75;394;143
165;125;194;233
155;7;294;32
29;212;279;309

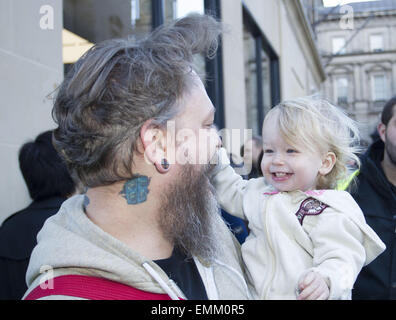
298;277;321;300
298;272;315;292
306;282;329;300
298;275;329;300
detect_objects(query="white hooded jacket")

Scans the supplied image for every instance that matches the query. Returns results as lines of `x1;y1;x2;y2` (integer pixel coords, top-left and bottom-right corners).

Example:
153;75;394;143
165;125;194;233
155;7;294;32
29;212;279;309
23;194;253;300
211;148;386;300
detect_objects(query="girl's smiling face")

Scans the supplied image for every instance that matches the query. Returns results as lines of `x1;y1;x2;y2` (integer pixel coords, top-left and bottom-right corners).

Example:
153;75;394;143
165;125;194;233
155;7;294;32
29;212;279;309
261;114;329;192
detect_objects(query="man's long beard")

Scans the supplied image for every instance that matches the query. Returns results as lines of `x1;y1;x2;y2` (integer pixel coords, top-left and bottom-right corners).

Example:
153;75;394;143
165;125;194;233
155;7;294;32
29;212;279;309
158;163;220;263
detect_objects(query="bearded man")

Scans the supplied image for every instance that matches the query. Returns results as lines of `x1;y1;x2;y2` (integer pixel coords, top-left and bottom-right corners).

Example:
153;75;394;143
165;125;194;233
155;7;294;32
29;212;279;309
23;14;252;300
351;96;396;300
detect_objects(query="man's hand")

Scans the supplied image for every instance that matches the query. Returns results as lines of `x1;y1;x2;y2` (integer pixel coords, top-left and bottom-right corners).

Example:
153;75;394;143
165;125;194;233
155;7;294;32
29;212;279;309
297;272;330;300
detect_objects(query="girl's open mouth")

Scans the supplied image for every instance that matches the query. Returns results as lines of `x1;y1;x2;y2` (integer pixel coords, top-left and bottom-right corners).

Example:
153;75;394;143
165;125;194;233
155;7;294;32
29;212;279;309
272;172;293;181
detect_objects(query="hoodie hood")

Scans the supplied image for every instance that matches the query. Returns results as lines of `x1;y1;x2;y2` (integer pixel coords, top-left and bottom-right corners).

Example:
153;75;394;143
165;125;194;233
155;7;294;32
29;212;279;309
24;194;252;300
25;195;174;295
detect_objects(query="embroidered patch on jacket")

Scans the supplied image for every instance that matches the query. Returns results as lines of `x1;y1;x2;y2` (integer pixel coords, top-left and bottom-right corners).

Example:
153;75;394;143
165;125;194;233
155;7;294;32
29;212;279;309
295;197;328;225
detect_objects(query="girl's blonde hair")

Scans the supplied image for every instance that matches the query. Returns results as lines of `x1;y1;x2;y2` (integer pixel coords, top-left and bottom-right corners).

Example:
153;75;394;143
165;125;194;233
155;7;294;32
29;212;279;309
264;96;361;190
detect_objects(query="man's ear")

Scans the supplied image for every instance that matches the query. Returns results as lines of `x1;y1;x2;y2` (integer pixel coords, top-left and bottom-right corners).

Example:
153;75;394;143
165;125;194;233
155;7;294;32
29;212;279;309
377;122;386;143
319;152;336;176
139;119;166;169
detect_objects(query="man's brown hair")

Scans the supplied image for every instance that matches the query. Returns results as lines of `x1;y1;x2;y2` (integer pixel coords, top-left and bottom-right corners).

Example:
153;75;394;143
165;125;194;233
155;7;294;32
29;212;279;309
52;14;222;188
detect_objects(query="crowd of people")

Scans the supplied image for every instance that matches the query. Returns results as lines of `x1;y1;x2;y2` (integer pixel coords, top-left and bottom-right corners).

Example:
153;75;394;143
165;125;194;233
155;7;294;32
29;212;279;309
0;14;395;300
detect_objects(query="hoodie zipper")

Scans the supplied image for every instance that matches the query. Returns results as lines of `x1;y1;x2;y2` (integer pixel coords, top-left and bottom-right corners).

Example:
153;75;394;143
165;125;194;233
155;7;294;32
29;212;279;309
213;259;253;299
194;257;219;299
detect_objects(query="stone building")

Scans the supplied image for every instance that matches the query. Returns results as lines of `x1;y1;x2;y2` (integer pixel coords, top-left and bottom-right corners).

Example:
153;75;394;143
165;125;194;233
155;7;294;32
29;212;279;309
313;0;396;143
0;0;325;224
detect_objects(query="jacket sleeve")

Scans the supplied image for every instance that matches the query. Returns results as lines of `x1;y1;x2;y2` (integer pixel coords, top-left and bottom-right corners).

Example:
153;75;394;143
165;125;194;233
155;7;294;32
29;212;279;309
209;148;252;221
303;209;368;300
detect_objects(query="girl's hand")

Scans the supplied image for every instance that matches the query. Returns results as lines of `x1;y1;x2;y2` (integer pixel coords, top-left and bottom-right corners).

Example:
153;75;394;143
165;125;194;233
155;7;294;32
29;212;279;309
297;272;330;300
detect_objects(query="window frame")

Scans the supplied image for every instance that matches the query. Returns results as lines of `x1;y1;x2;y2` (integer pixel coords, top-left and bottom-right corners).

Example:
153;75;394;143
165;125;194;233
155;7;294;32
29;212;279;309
369;34;384;52
152;0;225;129
371;73;388;102
331;36;346;55
242;5;281;132
334;75;349;105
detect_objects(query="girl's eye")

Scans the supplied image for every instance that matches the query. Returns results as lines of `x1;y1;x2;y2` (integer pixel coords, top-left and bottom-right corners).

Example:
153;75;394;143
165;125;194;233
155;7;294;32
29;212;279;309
286;149;297;153
205;123;214;128
264;149;273;153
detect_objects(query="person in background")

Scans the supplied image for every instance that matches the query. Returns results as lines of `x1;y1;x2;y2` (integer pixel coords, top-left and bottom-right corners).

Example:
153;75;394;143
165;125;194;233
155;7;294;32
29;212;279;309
241;136;263;179
351;96;396;300
0;130;76;300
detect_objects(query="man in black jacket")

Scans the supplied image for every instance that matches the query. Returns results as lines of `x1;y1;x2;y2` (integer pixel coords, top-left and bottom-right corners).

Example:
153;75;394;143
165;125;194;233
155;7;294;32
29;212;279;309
0;130;76;300
351;97;396;299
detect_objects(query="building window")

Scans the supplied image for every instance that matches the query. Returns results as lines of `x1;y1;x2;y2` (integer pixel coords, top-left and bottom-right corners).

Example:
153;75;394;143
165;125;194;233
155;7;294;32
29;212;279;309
63;0;153;75
372;74;387;101
243;6;280;137
162;0;224;129
132;0;152;34
332;37;346;55
244;26;260;136
63;0;153;49
370;34;384;52
204;0;224;130
63;0;224;128
335;76;348;105
164;0;206;82
165;0;204;20
260;49;271;119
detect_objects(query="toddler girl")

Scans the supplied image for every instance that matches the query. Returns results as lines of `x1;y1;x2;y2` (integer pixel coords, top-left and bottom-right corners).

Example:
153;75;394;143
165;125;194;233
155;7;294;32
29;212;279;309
211;97;385;300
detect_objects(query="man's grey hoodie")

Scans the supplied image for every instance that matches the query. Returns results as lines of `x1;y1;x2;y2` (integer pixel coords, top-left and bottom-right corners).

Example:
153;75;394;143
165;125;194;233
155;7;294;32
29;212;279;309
23;195;253;300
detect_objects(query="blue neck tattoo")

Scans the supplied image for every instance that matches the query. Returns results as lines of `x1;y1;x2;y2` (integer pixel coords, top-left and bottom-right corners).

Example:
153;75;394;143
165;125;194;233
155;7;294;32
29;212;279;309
119;174;151;205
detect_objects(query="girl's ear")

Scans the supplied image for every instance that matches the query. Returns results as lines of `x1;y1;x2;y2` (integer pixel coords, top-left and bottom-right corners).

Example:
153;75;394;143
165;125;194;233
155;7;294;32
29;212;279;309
319;152;336;176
